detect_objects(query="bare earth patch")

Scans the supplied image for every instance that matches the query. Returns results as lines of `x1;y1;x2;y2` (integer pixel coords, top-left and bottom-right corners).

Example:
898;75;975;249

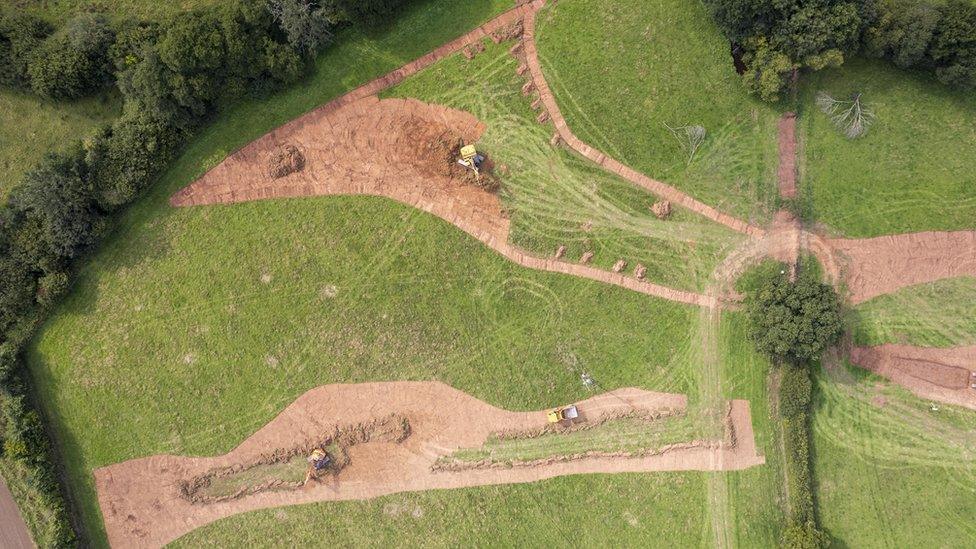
829;232;976;304
94;382;763;547
850;344;976;410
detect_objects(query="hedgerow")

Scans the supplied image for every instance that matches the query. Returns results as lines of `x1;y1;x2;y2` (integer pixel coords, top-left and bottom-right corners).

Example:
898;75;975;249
740;260;840;548
0;0;409;544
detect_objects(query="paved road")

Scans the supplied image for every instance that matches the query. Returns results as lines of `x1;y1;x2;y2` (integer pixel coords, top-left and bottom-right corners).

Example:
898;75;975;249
0;476;34;549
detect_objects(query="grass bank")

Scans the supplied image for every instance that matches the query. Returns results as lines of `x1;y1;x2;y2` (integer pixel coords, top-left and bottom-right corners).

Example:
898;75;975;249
813;362;976;546
383;38;744;291
533;0;781;223
802;57;976;237
851;276;976;347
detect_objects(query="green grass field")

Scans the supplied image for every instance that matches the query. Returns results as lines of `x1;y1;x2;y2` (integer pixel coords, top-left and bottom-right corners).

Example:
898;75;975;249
851;276;976;347
0;89;118;200
812;362;976;547
22;1;791;546
383;38;744;291
533;0;781;224
802;57;976;237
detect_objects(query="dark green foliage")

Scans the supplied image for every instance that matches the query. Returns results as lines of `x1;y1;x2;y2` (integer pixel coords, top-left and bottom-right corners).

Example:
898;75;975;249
704;0;862;100
326;0;409;25
26;13;115;99
779;363;813;418
929;0;976;89
742;263;843;363
0;12;51;88
36;272;69;307
268;0;335;54
86;111;189;209
778;365;830;548
8;146;102;260
865;0;976;90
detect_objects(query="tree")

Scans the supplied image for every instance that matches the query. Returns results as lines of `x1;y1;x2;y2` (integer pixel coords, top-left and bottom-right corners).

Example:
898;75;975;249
156;12;228;115
664;122;707;164
930;0;976;90
742;263;843;364
86;111;188;209
26;13;115;99
703;0;861;101
0;12;51;88
8;146;102;260
267;0;334;54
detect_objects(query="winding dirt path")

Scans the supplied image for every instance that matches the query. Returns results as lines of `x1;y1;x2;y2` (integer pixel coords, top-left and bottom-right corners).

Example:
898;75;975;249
94;382;764;548
520;6;764;238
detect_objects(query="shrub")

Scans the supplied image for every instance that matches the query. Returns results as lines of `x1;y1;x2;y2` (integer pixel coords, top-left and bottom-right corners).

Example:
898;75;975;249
8;146;102;260
779;363;813;419
0;12;51;88
36;272;69;307
26;13;115;99
86;111;189;209
742;263;843;364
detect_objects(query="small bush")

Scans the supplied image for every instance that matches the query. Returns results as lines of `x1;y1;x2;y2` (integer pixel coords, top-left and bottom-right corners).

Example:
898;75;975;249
26;13;115;99
0;12;51;88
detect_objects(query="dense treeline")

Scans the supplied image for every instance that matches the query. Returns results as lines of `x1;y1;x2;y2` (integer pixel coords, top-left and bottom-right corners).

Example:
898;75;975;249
739;261;842;548
0;0;406;545
703;0;976;100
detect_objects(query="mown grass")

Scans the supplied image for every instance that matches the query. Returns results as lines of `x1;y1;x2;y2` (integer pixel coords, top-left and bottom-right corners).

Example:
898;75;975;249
812;361;976;547
0;89;118;199
446;414;701;464
801;57;976;237
533;0;781;224
851;276;976;347
383;39;744;291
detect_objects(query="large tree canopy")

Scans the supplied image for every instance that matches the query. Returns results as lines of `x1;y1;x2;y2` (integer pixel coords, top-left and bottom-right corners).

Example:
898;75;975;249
741;262;843;364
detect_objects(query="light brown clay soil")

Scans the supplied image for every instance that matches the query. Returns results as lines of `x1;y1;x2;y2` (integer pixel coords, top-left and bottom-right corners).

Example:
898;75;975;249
850;344;976;410
94;383;762;548
171;95;712;307
0;477;33;549
828;231;976;304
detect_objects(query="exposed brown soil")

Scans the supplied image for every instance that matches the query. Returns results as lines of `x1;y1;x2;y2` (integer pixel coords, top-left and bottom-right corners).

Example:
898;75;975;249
171;98;713;307
180;414;410;504
0;478;33;549
777;113;797;199
850;344;976;410
94;382;764;548
828;231;976;304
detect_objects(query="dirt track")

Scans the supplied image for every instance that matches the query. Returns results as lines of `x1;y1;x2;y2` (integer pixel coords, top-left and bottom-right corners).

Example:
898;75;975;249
850;345;976;410
828;232;976;304
94;382;763;548
0;477;34;549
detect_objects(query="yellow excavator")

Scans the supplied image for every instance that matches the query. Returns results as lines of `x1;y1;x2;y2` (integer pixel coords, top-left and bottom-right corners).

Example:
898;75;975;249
457;144;486;176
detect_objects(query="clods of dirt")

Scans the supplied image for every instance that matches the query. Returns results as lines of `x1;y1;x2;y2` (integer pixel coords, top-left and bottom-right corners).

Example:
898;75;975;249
612;260;627;273
267;144;305;179
634;264;647;280
580;251;594;264
651;200;672;220
554;245;566;259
